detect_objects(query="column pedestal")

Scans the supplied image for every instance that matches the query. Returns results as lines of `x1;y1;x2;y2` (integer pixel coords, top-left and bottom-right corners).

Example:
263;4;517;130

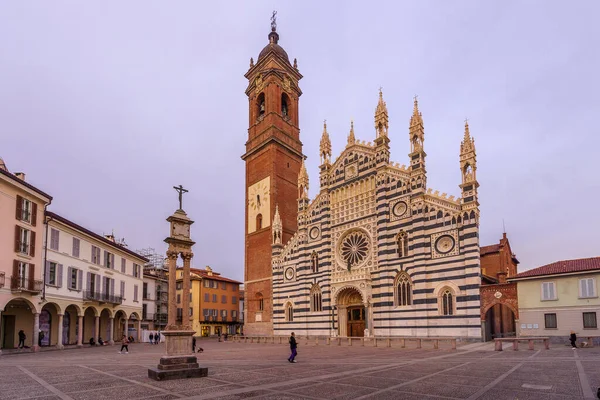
56;314;64;350
148;330;208;381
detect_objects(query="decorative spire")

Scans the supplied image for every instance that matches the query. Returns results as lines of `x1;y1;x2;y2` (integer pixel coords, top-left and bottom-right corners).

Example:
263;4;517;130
409;95;425;153
347;120;356;146
298;159;309;198
460;119;475;154
268;10;280;44
250;57;254;68
272;204;282;245
374;87;389;137
320;120;331;164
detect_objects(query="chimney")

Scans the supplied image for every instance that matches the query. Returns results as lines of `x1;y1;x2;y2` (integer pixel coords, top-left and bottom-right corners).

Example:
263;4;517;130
15;172;26;181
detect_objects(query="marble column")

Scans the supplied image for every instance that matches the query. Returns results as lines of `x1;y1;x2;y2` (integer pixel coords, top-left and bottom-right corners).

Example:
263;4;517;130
32;312;40;352
94;316;100;342
56;314;64;349
182;252;193;330
77;315;83;347
108;317;115;344
166;251;178;329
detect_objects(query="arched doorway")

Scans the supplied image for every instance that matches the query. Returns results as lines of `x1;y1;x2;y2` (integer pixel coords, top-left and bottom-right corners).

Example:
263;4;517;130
114;310;127;341
40;303;61;347
83;307;98;344
64;305;81;346
484;303;516;341
336;287;365;337
1;298;36;349
99;309;112;343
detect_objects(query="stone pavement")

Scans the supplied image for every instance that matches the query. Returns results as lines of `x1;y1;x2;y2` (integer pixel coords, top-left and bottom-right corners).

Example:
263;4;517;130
0;339;598;400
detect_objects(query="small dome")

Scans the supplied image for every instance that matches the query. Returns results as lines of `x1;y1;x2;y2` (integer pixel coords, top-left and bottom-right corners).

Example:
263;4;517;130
257;30;290;63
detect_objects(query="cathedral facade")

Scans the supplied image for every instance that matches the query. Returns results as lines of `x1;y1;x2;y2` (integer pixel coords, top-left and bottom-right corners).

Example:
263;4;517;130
243;22;482;339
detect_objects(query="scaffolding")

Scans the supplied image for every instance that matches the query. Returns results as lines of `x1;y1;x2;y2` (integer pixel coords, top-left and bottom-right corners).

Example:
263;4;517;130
136;247;166;270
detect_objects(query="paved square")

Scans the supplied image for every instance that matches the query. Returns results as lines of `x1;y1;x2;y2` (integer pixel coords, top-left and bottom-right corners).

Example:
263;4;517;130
0;339;597;399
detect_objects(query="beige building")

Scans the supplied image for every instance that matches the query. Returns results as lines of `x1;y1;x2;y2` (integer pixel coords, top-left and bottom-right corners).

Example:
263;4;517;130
0;161;52;352
509;257;600;341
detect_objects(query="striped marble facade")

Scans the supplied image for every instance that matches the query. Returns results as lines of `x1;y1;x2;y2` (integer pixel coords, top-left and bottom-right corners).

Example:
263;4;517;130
271;93;481;340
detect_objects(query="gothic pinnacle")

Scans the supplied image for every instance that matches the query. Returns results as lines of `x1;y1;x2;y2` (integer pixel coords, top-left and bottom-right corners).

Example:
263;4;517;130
347;120;356;146
320;119;331;162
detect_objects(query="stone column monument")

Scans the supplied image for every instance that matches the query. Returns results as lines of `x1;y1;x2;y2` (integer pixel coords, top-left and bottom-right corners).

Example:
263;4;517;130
148;185;208;380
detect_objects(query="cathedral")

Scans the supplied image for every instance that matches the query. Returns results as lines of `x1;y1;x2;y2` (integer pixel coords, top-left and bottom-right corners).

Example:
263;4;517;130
243;20;482;339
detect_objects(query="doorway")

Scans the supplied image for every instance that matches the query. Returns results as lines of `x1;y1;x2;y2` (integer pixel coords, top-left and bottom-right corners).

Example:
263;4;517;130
347;306;365;337
2;315;16;349
484;303;516;341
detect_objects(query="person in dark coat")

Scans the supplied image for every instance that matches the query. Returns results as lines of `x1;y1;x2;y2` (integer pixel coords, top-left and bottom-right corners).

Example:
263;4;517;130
18;330;26;349
288;332;297;363
149;332;154;344
570;330;577;348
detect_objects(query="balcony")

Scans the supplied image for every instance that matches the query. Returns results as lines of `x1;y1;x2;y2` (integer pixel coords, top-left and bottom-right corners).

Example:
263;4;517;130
142;312;154;321
154;314;168;323
10;276;42;293
0;272;4;288
143;293;152;301
83;290;123;305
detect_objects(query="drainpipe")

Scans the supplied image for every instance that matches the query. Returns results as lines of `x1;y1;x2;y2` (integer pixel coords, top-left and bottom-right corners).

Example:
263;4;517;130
42;202;52;301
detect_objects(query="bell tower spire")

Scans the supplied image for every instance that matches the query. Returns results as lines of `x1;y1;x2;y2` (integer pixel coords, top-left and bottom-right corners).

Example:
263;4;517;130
374;87;389;138
408;96;427;192
460;119;479;207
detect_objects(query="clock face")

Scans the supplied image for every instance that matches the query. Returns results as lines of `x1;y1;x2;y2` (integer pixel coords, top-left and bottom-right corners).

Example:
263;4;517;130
285;268;294;280
392;201;408;218
247;177;271;234
248;181;270;211
435;235;455;254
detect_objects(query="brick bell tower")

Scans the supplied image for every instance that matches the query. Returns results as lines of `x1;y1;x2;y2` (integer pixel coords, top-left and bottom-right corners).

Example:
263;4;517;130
241;15;303;335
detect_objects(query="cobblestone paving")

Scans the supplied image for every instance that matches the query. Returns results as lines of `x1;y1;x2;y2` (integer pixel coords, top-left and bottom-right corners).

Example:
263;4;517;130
0;339;597;399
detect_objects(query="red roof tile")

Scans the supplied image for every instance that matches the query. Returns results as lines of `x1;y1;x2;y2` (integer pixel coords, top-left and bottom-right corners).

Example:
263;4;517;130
190;268;242;284
511;257;600;279
480;244;500;256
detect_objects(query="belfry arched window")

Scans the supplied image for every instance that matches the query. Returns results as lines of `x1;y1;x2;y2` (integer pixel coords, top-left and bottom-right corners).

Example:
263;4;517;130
256;214;263;230
257;93;265;117
310;284;322;312
257;293;264;312
397;231;409;258
286;302;294;322
394;272;412;307
440;288;454;316
311;252;318;273
281;93;290;117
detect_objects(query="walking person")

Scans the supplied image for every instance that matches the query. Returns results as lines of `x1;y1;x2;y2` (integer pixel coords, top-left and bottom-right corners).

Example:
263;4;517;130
570;330;578;349
155;331;160;344
17;330;26;349
119;335;129;354
288;332;297;363
149;332;154;344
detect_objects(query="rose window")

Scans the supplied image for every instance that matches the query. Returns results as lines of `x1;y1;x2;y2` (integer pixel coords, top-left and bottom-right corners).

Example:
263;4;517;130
340;231;370;266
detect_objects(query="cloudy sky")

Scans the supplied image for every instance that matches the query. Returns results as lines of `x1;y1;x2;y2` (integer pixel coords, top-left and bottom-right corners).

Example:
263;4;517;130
1;1;598;281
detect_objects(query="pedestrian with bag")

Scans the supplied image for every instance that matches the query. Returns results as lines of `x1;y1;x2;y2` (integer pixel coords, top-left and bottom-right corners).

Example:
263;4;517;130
288;332;297;363
119;335;129;354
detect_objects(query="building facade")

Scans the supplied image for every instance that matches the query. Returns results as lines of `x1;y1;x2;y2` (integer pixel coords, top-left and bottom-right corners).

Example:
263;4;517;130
0;162;52;351
41;212;147;347
243;24;482;339
142;266;168;332
175;266;242;337
509;257;600;341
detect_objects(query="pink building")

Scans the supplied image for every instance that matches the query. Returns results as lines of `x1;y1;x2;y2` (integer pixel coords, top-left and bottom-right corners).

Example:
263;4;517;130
0;159;52;352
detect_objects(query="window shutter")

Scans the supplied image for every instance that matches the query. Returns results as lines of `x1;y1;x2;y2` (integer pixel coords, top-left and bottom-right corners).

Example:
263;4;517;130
14;225;21;252
110;278;115;296
589;279;595;297
121;258;125;273
16;195;23;220
30;231;36;257
13;259;19;278
57;264;63;288
29;264;35;286
54;229;59;250
120;281;125;297
134;285;138;301
77;269;83;290
110;254;115;269
31;202;37;226
104;251;108;267
68;267;73;289
86;272;91;291
95;274;100;293
45;261;51;283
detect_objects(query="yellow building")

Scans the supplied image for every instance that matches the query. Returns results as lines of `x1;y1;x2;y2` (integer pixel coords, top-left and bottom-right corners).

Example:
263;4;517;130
509;257;600;340
174;266;242;337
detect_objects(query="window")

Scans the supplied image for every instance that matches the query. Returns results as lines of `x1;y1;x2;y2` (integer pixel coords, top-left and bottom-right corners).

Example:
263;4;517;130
212;309;218;317
544;313;557;329
189;307;193;316
203;309;209;318
142;304;147;319
395;272;412;306
15;226;35;256
232;285;237;292
133;263;140;277
232;310;237;318
310;285;322;312
46;262;62;287
222;309;227;317
143;282;148;299
232;296;237;304
222;295;227;304
257;92;265;116
72;238;80;258
134;285;139;302
91;245;101;264
256;214;263;230
440;289;454;316
221;282;227;290
68;267;81;290
16;195;36;225
189;293;192;302
176;282;182;290
212;294;217;302
584;312;597;329
257;293;264;311
397;231;409;258
121;258;126;273
311;252;319;273
204;280;210;288
541;282;557;301
50;228;59;251
177;294;181;303
204;293;210;302
120;280;125;298
281;93;289;117
580;278;596;298
286;302;294;322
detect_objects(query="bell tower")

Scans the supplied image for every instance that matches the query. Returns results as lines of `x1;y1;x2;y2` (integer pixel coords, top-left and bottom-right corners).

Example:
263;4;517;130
241;14;303;335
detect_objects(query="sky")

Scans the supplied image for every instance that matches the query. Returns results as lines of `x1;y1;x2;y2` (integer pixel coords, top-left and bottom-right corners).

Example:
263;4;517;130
1;1;599;281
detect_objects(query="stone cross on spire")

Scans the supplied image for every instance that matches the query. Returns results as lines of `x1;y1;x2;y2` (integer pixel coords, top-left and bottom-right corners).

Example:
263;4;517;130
173;185;188;210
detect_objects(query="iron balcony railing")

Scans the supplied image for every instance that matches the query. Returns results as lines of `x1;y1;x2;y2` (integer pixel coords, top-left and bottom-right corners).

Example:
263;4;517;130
154;314;168;323
142;312;154;321
83;290;123;305
10;276;42;293
0;272;5;288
